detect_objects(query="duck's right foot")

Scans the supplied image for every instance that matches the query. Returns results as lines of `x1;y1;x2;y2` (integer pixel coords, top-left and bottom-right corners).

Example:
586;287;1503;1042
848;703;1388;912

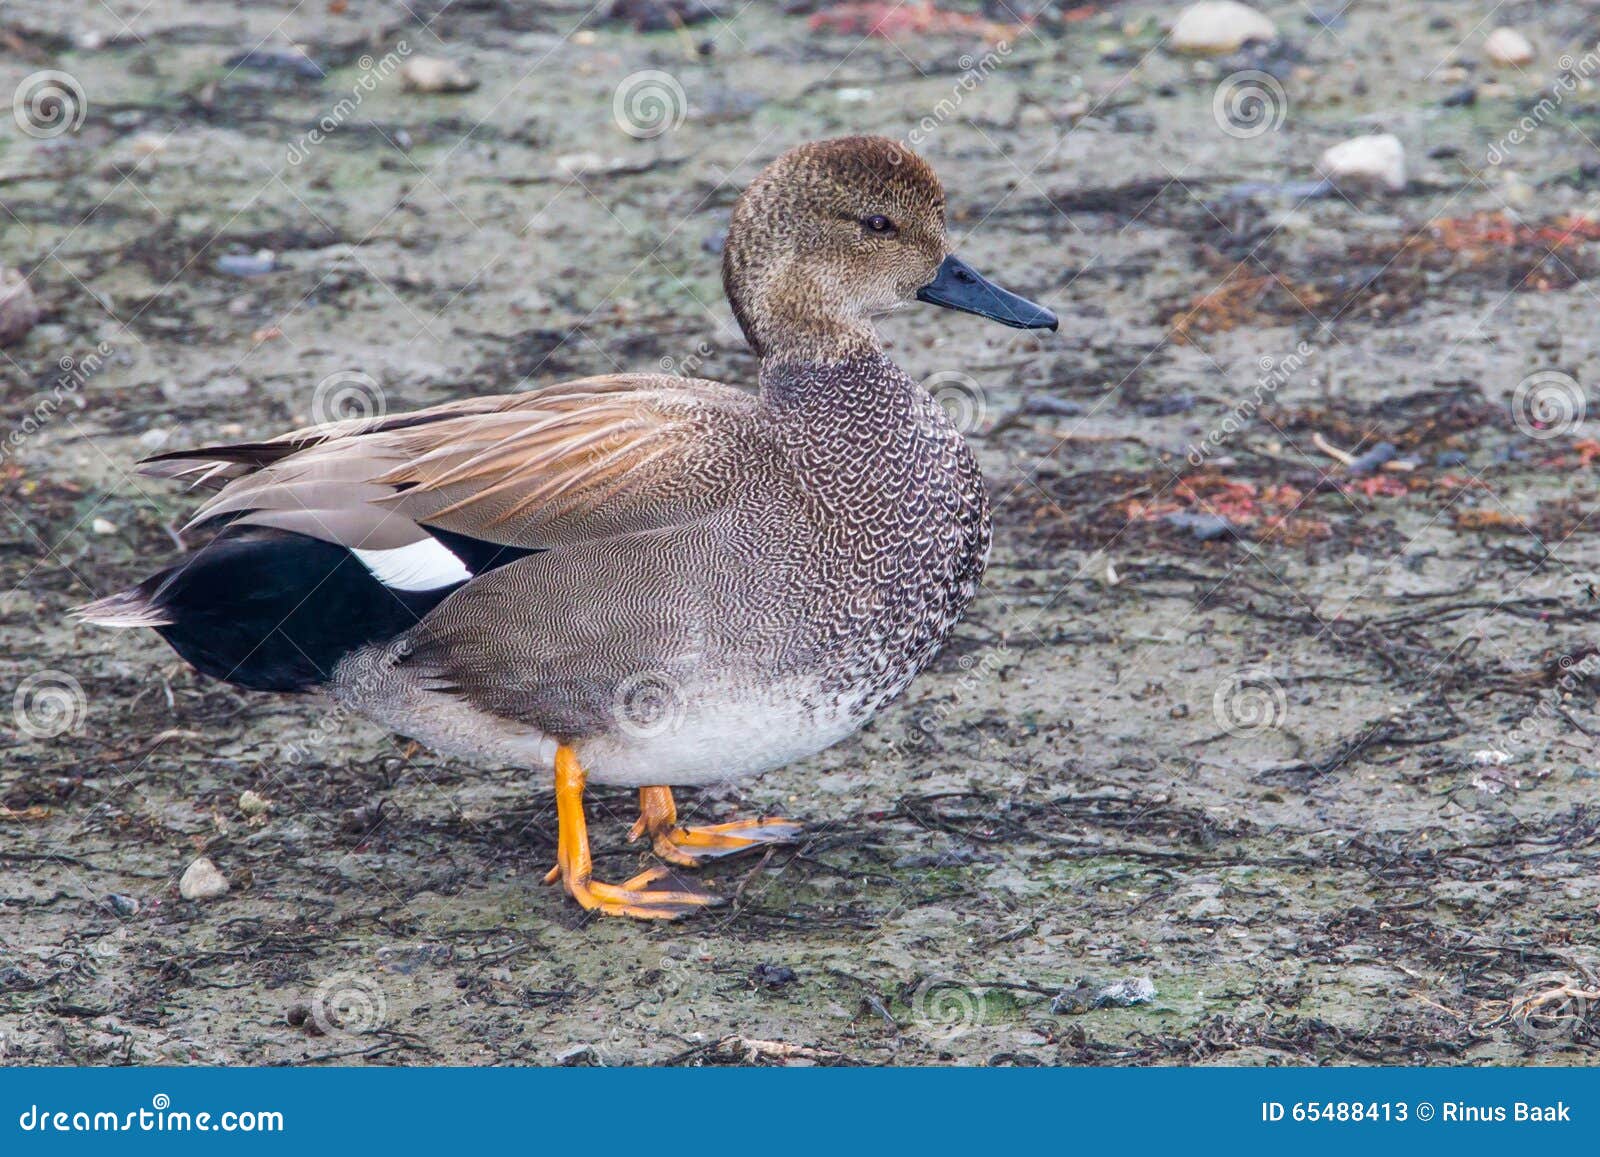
544;862;721;920
545;746;721;920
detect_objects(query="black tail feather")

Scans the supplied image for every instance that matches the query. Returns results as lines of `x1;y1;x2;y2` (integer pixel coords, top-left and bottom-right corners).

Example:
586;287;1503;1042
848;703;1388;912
76;530;459;692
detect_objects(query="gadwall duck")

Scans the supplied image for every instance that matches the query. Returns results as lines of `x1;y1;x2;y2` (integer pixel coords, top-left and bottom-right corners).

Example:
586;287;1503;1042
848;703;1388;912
77;136;1057;919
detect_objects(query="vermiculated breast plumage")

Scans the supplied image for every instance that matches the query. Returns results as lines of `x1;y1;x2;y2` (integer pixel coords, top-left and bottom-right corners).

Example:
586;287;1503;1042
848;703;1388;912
762;353;992;718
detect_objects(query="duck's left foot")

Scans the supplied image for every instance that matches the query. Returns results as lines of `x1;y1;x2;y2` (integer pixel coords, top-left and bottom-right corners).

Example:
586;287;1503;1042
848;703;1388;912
629;786;803;867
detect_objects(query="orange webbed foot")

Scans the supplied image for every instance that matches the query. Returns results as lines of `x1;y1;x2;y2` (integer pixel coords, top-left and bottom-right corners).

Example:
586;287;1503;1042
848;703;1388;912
629;786;803;867
545;749;722;920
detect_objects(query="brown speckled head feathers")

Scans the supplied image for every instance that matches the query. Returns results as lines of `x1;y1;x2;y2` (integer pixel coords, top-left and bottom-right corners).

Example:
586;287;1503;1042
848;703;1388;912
722;136;950;362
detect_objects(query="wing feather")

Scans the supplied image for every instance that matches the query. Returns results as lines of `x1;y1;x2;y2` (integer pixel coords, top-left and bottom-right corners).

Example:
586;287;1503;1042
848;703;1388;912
142;374;757;554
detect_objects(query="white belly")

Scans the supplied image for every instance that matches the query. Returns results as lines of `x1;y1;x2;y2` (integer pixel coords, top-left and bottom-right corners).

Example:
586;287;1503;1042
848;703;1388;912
331;674;871;788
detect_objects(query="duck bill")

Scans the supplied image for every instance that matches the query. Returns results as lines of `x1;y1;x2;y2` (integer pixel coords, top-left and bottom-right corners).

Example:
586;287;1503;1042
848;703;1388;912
916;255;1058;331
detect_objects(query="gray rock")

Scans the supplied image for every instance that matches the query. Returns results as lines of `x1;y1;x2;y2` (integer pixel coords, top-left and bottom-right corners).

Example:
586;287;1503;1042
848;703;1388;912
1092;977;1158;1007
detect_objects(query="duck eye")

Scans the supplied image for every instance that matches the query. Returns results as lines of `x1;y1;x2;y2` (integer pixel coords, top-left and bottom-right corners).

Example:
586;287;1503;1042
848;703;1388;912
862;214;897;235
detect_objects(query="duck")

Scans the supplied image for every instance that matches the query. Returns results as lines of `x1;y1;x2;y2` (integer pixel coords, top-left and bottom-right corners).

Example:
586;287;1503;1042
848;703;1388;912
75;136;1057;919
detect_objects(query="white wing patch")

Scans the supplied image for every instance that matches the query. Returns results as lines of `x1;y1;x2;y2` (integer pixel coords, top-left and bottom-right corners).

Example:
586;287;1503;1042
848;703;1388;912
352;537;472;591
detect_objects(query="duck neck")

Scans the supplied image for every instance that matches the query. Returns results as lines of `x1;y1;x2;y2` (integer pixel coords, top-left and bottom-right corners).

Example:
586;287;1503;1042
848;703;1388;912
749;315;882;369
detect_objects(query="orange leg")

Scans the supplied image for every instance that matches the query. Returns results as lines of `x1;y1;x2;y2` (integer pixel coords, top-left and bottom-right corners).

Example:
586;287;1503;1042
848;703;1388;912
628;785;803;867
540;746;719;920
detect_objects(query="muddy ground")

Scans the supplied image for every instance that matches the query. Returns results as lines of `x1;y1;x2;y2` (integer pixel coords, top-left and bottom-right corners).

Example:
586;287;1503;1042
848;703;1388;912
2;1;1599;1067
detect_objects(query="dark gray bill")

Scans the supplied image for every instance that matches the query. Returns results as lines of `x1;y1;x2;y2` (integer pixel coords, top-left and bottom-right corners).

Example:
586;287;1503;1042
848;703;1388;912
916;255;1058;331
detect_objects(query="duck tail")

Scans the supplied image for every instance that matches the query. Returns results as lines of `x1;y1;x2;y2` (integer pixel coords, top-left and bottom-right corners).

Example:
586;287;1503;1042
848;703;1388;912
72;581;177;628
73;529;462;693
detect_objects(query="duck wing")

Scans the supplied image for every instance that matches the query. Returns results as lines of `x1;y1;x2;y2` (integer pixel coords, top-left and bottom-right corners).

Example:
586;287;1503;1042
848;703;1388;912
142;374;761;555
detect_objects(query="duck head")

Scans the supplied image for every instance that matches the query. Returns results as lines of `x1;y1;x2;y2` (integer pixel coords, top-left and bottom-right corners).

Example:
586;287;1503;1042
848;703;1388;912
722;136;1057;362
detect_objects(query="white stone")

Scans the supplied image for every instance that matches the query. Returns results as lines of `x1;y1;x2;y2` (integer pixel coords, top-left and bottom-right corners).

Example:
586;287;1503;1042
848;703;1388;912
400;56;478;94
0;268;39;347
179;856;230;901
129;133;167;158
1484;27;1535;67
1319;133;1407;192
91;518;118;535
1170;2;1277;55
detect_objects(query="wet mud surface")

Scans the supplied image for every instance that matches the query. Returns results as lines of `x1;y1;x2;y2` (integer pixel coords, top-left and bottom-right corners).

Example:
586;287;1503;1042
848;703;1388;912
2;1;1598;1065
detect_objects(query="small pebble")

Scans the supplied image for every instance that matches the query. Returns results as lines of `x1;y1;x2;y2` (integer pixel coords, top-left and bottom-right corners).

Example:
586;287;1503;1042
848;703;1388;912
1319;133;1407;193
1093;977;1157;1008
1083;549;1121;587
216;250;277;277
105;893;140;916
127;133;167;161
1169;1;1277;55
1164;511;1236;541
1346;441;1397;476
556;152;609;177
91;518;118;535
0;268;40;347
239;790;271;817
400;56;479;94
178;856;230;901
340;802;386;833
1484;27;1535;68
